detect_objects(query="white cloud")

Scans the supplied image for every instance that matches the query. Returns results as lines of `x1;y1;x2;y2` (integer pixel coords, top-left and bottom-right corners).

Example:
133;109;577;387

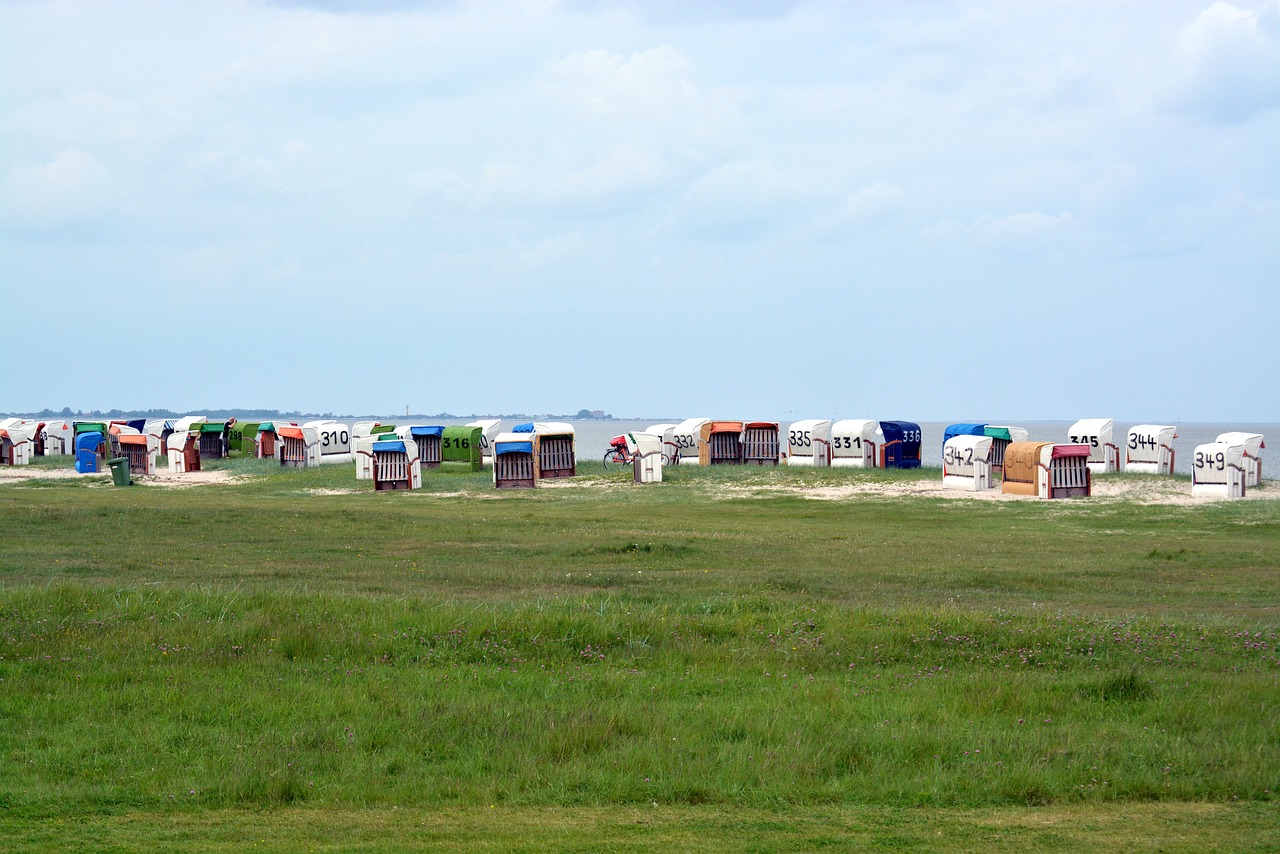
7;90;141;150
1161;1;1280;122
667;159;823;240
920;210;1078;251
183;137;327;200
510;230;589;271
571;145;677;204
453;142;694;219
604;0;797;27
409;168;469;207
164;233;316;294
202;11;403;91
807;182;908;238
536;44;740;151
402;46;736;219
539;45;695;116
1079;161;1139;218
972;210;1077;247
2;149;114;228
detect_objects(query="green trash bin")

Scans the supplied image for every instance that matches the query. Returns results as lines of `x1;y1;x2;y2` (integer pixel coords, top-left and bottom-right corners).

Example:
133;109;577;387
107;458;132;487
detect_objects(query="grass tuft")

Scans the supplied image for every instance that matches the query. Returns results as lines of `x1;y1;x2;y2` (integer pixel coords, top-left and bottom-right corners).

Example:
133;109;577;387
1088;669;1155;703
1146;548;1188;561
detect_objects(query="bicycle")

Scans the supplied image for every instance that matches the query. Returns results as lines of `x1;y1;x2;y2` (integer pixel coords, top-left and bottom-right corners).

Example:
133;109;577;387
602;435;635;470
660;440;686;468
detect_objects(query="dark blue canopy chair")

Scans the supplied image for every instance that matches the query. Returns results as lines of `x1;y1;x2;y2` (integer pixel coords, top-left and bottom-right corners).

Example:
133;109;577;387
879;420;922;469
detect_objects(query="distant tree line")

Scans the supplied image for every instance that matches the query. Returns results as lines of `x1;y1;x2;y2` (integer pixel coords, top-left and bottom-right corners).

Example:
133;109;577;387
24;407;327;420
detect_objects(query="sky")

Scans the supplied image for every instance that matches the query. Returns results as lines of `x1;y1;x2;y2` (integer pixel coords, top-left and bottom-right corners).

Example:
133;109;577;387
2;0;1277;421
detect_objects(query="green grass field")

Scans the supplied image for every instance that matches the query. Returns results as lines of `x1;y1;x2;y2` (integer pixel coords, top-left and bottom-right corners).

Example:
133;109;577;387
1;457;1277;851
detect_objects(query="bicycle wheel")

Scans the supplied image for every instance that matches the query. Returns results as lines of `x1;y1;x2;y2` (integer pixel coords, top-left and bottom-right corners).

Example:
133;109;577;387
602;449;627;470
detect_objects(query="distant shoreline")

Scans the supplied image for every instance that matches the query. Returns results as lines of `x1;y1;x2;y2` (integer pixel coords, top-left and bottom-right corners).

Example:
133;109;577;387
7;410;639;422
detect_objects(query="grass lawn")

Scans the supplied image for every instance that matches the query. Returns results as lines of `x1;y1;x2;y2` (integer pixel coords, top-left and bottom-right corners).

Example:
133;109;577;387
1;457;1277;851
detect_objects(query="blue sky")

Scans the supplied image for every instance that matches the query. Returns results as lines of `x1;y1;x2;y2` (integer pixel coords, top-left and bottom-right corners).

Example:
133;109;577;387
2;0;1277;420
